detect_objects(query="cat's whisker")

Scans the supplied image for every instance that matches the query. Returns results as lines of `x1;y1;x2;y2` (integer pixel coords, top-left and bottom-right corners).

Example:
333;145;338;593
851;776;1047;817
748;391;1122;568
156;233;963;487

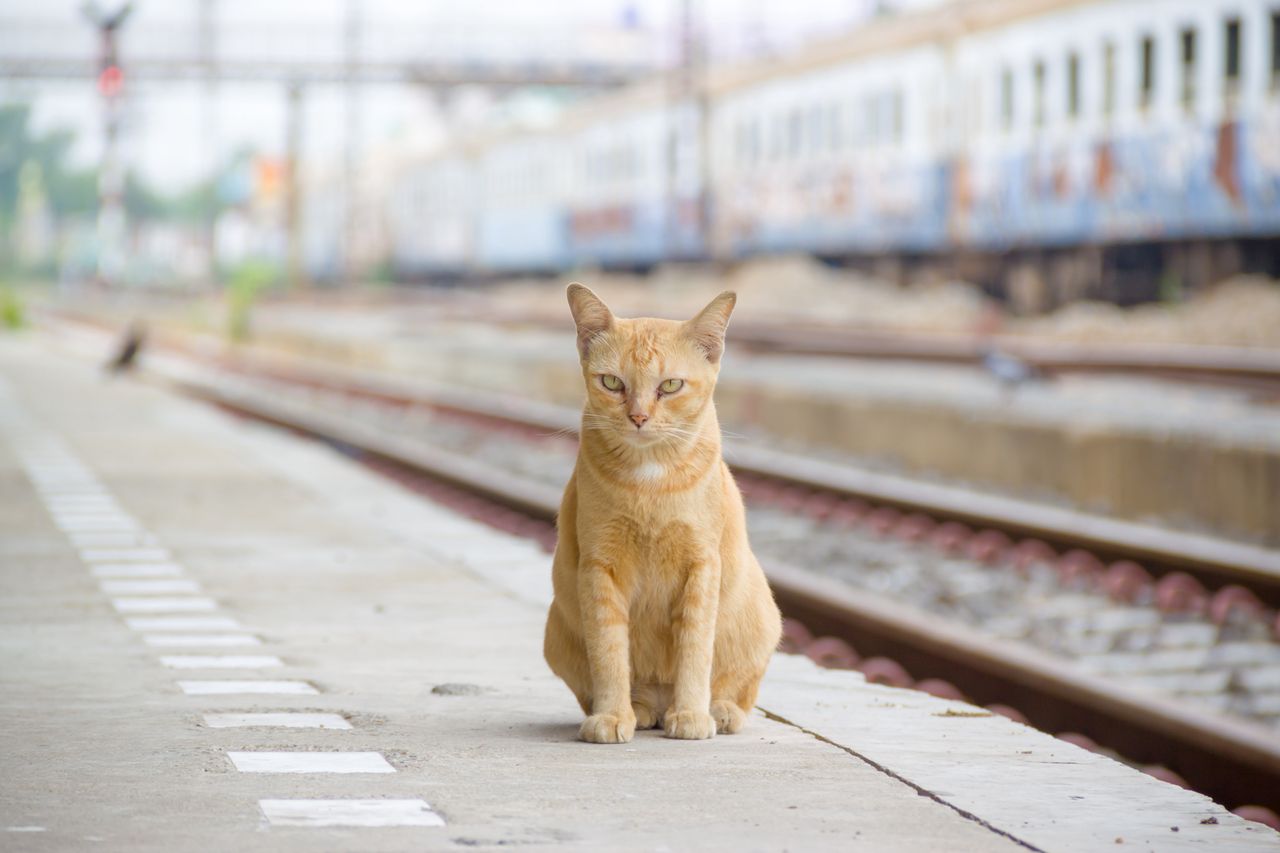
540;426;582;440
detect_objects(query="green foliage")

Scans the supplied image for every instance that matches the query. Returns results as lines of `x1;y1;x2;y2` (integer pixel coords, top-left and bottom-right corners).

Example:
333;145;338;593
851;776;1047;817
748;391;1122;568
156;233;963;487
0;105;92;221
165;181;217;224
1;100;220;230
44;166;99;218
1159;271;1185;304
226;260;280;341
369;258;396;285
124;173;170;220
0;284;25;330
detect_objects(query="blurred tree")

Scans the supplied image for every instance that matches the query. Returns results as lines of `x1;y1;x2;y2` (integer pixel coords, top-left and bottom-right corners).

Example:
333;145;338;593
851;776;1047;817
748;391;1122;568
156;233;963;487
2;100;231;274
1;103;98;271
165;181;218;224
124;172;168;220
0;106;97;220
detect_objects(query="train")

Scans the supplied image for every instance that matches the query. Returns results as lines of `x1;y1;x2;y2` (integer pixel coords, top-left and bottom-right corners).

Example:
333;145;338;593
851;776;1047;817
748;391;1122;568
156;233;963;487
306;0;1280;308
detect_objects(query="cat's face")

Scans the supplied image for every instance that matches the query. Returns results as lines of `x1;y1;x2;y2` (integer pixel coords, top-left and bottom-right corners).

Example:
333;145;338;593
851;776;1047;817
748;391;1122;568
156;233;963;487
568;285;734;450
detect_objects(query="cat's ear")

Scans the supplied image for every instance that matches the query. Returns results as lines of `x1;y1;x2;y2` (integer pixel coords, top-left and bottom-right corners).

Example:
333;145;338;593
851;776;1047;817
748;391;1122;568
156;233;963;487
567;283;614;360
683;291;736;363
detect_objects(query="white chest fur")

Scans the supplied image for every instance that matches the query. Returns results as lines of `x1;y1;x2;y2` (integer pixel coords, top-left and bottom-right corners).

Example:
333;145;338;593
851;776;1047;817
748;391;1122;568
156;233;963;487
632;461;667;482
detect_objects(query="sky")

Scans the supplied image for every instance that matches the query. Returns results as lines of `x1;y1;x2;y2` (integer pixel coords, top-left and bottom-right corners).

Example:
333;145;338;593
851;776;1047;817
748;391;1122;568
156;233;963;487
0;0;938;191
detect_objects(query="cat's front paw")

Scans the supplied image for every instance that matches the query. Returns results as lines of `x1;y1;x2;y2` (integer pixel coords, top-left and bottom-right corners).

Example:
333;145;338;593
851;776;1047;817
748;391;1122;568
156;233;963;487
579;712;636;744
633;701;662;730
711;699;746;734
663;708;716;740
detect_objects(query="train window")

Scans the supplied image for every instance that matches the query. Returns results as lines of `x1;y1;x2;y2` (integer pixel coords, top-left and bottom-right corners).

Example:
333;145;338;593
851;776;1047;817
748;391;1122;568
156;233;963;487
965;76;980;137
788;108;802;159
1001;66;1014;131
1139;35;1156;110
891;89;904;143
1067;52;1081;119
1033;60;1046;127
1273;11;1280;87
1224;17;1242;93
1180;28;1197;110
827;102;842;151
1103;41;1117;117
809;104;824;155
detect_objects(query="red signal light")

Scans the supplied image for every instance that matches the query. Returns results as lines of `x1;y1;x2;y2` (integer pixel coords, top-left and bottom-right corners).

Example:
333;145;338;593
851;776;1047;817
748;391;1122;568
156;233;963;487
98;65;124;97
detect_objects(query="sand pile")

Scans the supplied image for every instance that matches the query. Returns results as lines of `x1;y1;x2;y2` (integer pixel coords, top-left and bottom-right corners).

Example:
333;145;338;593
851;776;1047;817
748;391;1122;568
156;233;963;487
487;255;994;334
470;261;1280;350
1017;276;1280;348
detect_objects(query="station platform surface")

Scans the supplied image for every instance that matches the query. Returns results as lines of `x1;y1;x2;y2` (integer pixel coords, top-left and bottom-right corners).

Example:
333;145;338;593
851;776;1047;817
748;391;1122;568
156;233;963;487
2;334;1277;853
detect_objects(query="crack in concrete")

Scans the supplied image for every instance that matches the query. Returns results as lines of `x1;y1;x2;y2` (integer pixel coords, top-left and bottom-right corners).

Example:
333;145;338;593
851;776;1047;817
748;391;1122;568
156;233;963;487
758;706;1044;853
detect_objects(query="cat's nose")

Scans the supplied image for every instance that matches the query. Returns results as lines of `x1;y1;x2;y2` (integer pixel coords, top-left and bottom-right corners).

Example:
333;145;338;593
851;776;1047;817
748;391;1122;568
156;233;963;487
630;413;649;428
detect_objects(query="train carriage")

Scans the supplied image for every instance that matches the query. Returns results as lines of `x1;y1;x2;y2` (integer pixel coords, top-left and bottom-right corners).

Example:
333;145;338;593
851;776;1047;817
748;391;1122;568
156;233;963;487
353;0;1280;299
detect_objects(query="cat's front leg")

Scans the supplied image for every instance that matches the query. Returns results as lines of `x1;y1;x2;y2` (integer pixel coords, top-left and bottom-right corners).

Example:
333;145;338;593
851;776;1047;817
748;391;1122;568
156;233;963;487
578;561;636;744
665;554;721;740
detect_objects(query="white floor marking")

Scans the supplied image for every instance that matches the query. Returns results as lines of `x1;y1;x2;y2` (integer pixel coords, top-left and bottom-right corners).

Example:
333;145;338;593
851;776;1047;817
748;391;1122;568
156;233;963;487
258;799;443;828
91;563;184;578
57;523;138;533
160;655;283;669
70;533;158;548
82;547;171;562
52;507;128;516
4;826;48;833
50;507;129;517
53;516;136;528
100;579;201;595
48;505;121;515
110;596;218;613
46;503;122;513
42;492;115;501
177;680;317;695
126;616;241;631
228;752;394;774
143;634;260;647
42;494;112;504
57;521;140;532
204;713;350;730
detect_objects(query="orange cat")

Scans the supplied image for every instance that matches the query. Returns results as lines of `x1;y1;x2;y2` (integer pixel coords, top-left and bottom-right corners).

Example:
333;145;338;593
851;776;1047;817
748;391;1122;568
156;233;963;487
543;284;782;743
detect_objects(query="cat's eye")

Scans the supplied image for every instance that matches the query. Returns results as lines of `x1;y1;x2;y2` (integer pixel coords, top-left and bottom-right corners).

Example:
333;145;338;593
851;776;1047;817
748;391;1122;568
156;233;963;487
659;378;684;395
600;374;624;392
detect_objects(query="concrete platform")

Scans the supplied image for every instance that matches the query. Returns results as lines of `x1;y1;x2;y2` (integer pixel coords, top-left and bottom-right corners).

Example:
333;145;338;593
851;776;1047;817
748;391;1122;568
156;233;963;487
1;334;1277;852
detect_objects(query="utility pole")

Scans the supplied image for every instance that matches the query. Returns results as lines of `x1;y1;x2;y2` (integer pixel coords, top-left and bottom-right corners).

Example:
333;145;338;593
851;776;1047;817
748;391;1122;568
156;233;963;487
199;0;218;283
81;1;134;287
666;0;709;261
343;0;362;286
284;82;305;290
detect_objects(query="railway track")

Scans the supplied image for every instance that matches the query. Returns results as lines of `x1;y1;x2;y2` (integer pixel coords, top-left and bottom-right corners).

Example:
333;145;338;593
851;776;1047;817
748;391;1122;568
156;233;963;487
39;318;1280;820
137;330;1280;606
405;300;1280;397
729;322;1280;398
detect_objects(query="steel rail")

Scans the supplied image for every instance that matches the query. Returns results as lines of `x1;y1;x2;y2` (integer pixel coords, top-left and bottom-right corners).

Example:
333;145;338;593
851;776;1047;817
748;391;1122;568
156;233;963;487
728;322;1280;396
337;303;1280;395
150;338;1280;606
150;358;1280;815
403;305;1280;395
